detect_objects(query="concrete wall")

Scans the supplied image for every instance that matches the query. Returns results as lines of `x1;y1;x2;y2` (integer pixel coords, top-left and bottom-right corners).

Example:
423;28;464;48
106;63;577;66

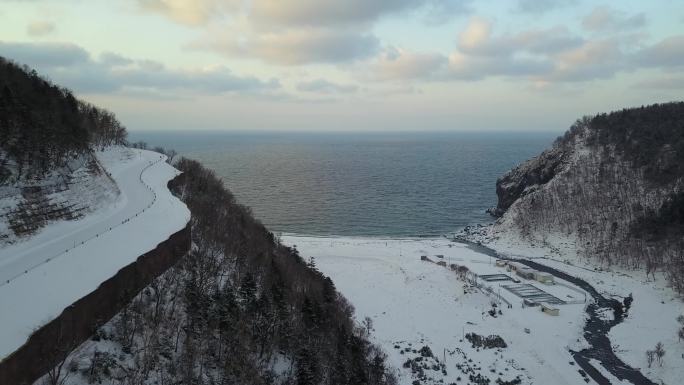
0;175;191;385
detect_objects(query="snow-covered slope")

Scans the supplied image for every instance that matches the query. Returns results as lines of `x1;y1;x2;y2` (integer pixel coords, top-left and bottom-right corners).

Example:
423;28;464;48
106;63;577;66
0;147;190;360
477;104;684;384
283;235;590;385
468;227;684;385
0;151;120;245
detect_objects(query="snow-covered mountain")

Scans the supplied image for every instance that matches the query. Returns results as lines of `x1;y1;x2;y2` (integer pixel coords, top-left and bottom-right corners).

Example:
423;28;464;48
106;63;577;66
488;103;684;293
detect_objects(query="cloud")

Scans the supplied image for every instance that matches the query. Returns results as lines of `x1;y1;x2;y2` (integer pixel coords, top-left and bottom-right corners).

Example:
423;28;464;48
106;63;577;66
250;0;421;27
192;27;380;65
458;17;493;53
423;0;473;24
26;20;56;37
0;41;88;67
360;17;677;85
448;51;552;80
368;47;447;80
635;35;684;68
138;0;434;27
138;0;235;26
633;75;684;90
99;52;135;67
0;41;280;95
544;39;628;81
296;78;358;94
582;6;646;32
516;0;576;14
457;18;582;57
141;0;467;66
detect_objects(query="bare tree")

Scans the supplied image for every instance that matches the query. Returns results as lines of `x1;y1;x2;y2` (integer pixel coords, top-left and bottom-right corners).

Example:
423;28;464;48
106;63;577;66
655;342;666;367
646;349;655;368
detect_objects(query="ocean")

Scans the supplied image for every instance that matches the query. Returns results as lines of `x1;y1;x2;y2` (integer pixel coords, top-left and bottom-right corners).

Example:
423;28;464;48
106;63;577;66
130;131;556;237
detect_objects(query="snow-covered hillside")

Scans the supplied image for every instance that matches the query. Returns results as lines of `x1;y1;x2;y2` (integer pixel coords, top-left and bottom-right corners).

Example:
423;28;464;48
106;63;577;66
283;235;591;385
468;227;684;385
0;147;190;360
0;151;120;245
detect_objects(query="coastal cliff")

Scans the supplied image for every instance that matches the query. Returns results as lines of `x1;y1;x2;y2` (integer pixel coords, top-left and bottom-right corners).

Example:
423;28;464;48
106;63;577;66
490;102;684;292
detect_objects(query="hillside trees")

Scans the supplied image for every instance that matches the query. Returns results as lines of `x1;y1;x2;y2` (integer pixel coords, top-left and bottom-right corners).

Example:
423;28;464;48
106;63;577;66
171;157;397;384
0;57;127;181
44;156;395;385
495;103;684;293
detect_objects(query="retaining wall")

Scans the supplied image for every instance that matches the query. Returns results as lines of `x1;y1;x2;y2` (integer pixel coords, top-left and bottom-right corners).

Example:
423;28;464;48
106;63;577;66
0;174;191;385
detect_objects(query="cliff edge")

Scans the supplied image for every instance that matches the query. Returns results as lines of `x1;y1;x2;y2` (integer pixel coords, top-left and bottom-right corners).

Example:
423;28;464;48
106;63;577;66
490;102;684;292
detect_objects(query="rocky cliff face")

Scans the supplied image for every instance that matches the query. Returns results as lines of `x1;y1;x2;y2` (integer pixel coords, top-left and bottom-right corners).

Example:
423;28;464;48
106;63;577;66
491;103;684;293
490;143;569;217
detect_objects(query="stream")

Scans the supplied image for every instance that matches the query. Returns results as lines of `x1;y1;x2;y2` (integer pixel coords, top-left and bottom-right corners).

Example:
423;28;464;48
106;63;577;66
460;240;656;385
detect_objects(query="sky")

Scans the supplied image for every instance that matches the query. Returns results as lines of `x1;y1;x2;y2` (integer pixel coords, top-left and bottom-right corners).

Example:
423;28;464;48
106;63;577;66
0;0;683;132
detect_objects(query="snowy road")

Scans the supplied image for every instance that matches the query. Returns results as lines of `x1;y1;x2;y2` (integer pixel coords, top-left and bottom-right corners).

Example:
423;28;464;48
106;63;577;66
0;147;190;360
0;150;161;285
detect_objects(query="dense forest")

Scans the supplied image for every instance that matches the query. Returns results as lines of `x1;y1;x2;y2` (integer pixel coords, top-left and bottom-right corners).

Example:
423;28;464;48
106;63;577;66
171;158;393;384
0;57;126;183
492;102;684;293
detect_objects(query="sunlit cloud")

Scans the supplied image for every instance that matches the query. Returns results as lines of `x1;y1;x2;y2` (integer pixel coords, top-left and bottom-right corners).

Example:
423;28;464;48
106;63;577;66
1;0;682;131
26;20;55;37
190;26;380;65
367;47;447;81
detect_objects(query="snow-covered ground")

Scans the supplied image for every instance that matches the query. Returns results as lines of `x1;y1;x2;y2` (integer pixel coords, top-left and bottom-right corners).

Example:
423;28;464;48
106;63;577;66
0;147;190;360
472;226;684;385
282;235;590;385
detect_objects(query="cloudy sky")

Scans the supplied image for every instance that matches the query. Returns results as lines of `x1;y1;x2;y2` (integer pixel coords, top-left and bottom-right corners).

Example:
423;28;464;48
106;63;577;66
1;0;683;132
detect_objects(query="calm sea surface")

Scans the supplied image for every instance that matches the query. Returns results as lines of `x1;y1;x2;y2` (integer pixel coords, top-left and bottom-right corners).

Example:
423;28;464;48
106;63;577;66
130;131;555;237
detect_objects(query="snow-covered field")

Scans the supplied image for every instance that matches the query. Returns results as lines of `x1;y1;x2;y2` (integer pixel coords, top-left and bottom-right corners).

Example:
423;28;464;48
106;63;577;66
472;227;684;385
0;147;190;360
282;235;591;385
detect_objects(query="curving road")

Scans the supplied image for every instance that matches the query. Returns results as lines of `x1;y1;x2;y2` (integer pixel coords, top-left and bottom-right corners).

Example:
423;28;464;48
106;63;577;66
0;147;190;360
0;150;163;286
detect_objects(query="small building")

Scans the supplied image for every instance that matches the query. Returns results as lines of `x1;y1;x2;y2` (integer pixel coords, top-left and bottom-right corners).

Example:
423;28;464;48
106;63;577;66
508;262;526;272
534;272;554;284
540;303;559;316
495;259;507;267
435;254;444;259
420;255;431;262
516;267;536;280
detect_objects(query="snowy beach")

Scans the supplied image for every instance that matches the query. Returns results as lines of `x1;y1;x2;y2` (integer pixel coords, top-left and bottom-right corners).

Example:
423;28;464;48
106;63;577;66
282;235;590;385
